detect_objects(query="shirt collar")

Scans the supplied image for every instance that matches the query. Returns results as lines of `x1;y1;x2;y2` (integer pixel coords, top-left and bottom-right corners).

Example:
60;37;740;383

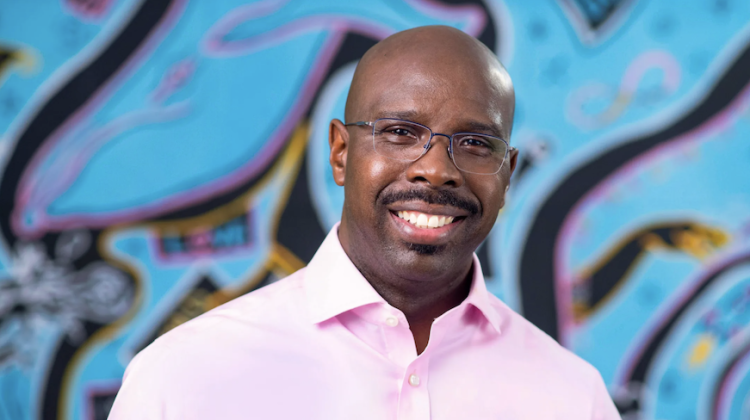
464;253;503;334
305;223;502;334
305;225;384;324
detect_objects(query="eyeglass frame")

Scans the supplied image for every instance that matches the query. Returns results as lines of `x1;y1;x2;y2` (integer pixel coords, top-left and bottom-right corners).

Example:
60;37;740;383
343;118;516;175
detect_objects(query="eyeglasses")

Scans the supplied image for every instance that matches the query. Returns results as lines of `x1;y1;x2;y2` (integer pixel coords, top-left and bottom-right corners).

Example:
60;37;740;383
344;118;514;175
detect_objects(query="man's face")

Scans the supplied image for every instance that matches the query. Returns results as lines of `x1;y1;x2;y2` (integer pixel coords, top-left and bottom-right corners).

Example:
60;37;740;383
331;51;517;282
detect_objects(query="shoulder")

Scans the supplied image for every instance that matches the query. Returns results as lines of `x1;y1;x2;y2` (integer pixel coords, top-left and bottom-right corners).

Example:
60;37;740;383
488;295;601;381
484;296;619;418
130;267;312;372
111;269;321;417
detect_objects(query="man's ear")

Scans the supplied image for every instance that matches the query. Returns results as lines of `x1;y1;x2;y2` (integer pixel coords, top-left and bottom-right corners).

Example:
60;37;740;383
508;147;519;176
329;119;349;186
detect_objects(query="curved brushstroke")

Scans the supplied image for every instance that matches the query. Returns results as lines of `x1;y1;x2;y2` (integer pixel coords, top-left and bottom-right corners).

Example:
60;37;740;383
0;0;186;243
615;253;750;418
712;339;750;419
519;37;750;341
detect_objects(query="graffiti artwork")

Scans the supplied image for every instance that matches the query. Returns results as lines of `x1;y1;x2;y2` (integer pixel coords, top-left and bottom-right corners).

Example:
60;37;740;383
0;0;748;419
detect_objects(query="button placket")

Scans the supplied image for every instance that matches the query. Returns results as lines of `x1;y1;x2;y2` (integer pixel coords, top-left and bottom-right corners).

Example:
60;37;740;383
397;356;431;419
381;313;416;369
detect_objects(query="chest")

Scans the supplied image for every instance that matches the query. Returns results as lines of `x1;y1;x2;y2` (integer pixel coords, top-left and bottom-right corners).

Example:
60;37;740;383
165;334;585;420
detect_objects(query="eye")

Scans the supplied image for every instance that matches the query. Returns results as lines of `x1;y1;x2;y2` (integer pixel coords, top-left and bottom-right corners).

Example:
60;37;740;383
455;135;500;157
458;136;493;149
373;120;424;147
375;124;421;144
381;126;418;138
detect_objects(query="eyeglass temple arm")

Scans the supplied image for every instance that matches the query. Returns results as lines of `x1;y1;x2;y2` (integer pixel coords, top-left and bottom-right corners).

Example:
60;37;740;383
343;121;374;127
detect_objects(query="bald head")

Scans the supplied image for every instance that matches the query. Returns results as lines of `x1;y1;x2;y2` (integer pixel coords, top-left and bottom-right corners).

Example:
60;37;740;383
345;25;514;137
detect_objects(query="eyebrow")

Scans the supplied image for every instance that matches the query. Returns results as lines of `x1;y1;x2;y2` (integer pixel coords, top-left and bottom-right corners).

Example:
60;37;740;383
462;121;504;139
376;110;420;121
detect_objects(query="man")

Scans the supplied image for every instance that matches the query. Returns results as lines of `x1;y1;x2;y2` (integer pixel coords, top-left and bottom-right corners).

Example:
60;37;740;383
109;26;620;419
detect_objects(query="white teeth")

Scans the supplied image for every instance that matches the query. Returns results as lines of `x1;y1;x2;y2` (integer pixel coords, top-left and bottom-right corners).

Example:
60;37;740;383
397;211;458;229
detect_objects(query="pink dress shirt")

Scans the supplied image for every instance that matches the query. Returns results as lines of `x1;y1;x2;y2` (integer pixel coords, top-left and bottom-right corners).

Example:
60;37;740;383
109;226;621;419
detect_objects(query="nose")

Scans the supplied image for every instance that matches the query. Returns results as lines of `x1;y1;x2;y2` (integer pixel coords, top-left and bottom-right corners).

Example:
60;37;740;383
405;134;464;187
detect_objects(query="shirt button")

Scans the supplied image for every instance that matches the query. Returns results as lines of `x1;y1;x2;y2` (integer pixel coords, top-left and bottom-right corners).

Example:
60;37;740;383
408;374;420;387
385;316;399;327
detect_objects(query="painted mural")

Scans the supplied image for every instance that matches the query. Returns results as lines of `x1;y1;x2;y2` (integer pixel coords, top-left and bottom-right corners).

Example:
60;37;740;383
0;0;748;419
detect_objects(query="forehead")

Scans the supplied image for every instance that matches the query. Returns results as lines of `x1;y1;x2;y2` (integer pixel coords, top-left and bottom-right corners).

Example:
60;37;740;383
356;58;512;134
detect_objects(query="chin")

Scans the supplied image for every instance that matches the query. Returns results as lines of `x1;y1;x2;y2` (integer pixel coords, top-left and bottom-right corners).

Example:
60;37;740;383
382;242;466;280
406;243;443;255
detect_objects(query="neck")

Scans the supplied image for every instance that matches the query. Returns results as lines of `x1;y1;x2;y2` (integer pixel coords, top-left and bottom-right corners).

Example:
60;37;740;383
344;240;474;354
360;262;473;323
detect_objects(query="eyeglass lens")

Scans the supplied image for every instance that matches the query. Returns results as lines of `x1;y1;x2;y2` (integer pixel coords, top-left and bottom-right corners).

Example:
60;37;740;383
371;119;508;174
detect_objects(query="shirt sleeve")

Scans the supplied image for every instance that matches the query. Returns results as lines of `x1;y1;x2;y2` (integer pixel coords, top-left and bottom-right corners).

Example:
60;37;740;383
591;372;622;420
107;348;165;420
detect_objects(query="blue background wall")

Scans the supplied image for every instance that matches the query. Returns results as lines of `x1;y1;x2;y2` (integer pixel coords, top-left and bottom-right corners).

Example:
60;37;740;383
1;0;749;418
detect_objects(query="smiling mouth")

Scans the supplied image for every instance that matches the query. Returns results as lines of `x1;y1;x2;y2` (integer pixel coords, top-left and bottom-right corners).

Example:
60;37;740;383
395;210;459;229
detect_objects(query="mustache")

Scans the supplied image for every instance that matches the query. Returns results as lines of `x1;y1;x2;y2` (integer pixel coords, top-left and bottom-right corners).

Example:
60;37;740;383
379;189;479;215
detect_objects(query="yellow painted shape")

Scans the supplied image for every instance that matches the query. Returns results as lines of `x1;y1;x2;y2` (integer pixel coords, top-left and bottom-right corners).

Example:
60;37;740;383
687;333;717;369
